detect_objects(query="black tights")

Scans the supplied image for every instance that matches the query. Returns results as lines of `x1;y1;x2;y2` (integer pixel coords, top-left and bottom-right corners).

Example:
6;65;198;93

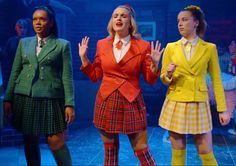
23;135;41;166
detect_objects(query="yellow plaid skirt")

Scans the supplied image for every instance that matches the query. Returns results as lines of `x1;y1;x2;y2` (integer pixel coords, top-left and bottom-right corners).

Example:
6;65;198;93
159;98;212;134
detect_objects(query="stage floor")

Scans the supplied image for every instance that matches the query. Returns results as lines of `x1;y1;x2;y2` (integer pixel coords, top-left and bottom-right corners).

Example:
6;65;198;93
0;125;235;166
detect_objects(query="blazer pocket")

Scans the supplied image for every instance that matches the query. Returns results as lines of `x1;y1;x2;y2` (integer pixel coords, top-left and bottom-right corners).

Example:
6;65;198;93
199;86;208;92
51;81;63;89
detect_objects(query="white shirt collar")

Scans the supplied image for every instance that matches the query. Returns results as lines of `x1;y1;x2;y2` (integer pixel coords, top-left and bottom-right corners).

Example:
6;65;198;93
181;36;199;46
37;35;50;45
113;35;131;47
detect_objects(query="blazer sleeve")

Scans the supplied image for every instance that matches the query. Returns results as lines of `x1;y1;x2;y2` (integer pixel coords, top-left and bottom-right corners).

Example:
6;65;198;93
160;43;172;85
208;44;227;112
80;41;103;82
4;40;23;101
62;41;74;106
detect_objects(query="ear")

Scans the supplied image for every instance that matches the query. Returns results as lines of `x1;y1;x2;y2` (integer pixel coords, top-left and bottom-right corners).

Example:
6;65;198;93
194;20;199;28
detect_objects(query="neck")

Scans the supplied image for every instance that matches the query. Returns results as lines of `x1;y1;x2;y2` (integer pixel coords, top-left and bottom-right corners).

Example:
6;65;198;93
116;31;129;39
184;33;197;41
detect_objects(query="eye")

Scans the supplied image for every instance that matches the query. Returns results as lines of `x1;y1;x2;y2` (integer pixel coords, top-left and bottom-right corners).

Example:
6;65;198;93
121;14;127;18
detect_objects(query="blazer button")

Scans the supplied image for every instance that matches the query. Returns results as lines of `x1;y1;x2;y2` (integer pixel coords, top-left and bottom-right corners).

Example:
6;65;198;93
40;76;44;80
41;67;44;70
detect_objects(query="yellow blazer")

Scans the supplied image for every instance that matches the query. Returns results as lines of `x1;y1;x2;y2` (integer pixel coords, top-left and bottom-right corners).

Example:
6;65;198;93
161;38;226;112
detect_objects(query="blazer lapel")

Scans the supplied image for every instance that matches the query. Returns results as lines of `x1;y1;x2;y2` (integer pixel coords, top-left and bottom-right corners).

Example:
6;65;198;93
104;37;117;65
26;37;38;71
188;39;207;68
174;40;195;74
119;39;140;66
37;36;57;62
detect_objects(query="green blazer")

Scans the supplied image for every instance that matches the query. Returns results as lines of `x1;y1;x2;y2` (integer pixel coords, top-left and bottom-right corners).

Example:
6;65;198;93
4;35;74;106
160;38;226;112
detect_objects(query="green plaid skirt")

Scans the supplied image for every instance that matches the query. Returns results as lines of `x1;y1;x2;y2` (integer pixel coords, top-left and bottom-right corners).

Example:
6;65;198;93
12;94;67;136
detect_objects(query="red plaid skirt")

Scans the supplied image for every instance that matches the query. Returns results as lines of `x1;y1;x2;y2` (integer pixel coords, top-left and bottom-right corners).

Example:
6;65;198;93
94;90;147;134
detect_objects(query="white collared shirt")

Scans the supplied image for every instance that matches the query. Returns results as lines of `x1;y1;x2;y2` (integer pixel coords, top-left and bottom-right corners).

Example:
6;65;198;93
36;35;49;56
181;36;199;61
113;35;131;63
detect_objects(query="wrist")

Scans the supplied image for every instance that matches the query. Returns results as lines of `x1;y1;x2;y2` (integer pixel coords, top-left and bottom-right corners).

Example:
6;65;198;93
81;57;89;66
150;63;158;73
166;72;172;79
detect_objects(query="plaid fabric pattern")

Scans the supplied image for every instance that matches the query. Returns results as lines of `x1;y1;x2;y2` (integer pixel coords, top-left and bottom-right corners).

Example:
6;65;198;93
94;90;147;134
135;147;156;166
12;94;66;135
104;143;119;166
159;98;212;134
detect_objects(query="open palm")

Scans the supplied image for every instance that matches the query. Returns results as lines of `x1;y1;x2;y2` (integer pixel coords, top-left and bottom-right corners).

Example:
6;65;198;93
150;41;164;66
78;36;89;58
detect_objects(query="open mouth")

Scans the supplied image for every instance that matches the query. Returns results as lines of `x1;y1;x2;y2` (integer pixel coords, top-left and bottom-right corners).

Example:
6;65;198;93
116;22;123;27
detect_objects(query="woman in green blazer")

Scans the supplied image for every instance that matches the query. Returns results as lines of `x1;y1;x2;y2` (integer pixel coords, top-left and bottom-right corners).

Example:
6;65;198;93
4;6;74;166
159;5;230;166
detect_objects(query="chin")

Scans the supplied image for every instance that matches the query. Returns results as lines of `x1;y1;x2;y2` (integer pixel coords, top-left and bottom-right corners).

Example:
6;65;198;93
179;32;186;37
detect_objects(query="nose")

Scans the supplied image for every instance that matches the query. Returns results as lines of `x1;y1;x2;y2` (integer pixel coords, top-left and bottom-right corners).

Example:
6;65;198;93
178;22;182;27
117;15;122;20
34;19;41;24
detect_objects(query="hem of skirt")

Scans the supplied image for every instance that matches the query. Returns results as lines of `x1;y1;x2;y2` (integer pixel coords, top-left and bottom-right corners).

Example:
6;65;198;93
159;124;212;135
94;125;147;134
13;127;67;136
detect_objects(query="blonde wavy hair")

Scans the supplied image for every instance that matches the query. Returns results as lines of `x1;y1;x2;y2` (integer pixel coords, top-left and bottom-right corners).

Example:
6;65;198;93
107;5;140;38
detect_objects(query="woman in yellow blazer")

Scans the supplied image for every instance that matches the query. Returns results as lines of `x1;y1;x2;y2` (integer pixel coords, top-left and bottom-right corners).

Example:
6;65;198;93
159;5;230;166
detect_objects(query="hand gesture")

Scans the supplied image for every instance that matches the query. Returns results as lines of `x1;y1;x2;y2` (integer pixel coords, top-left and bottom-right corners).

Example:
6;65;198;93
78;36;89;66
149;41;164;67
219;111;230;126
166;63;178;78
65;106;75;125
78;36;89;58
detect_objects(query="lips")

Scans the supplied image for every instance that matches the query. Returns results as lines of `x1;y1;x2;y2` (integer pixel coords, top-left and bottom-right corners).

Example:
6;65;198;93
35;27;42;30
116;22;123;27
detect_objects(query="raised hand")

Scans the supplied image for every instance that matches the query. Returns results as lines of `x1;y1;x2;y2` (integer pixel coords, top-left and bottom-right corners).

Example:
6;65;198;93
149;41;165;69
78;36;89;66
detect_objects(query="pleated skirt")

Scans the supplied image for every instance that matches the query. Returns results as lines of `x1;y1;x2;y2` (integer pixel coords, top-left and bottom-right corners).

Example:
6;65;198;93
12;94;66;136
94;90;147;134
159;98;212;134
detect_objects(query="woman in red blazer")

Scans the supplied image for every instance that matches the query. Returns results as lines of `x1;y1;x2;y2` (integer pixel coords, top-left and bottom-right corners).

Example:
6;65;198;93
78;4;163;166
